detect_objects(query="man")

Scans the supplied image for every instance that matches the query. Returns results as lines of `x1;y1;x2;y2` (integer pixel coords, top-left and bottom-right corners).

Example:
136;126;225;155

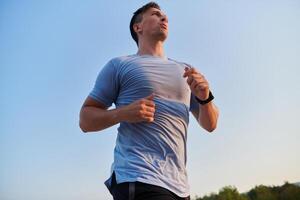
79;2;219;200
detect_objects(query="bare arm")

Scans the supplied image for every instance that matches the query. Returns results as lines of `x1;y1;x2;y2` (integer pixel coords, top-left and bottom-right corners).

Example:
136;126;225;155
191;101;219;132
79;94;156;133
79;97;120;133
184;67;219;133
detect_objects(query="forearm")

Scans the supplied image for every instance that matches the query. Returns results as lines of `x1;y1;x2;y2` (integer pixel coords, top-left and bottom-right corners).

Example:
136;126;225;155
79;94;156;133
198;101;219;132
79;106;124;133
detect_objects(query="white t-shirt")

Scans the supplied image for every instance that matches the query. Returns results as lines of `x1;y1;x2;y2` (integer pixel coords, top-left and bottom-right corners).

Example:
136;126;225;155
89;54;199;198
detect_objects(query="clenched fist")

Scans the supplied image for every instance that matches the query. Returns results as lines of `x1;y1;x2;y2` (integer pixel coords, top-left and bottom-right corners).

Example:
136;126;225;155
183;67;210;101
120;94;156;123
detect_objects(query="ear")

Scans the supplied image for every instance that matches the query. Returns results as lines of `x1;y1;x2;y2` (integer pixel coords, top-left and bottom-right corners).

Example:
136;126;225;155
133;23;142;34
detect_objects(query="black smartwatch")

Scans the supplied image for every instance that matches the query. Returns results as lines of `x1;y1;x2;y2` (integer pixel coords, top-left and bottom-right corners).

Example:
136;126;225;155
195;91;214;105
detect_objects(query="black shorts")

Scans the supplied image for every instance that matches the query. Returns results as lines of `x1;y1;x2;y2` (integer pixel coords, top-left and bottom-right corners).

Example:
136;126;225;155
110;172;190;200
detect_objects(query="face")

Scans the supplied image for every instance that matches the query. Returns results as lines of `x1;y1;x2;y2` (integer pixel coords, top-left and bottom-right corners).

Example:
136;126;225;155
135;8;169;42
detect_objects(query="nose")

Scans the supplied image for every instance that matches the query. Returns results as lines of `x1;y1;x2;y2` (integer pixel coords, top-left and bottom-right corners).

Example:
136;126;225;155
161;15;168;23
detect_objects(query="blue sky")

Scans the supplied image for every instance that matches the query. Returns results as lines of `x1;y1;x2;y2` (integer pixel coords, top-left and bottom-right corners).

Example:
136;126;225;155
1;0;300;199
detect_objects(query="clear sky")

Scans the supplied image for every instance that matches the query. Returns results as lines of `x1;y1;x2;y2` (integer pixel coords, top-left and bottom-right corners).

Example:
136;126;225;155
1;0;300;199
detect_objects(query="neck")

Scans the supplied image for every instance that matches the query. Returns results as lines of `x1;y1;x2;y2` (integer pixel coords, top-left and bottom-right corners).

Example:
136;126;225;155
137;39;165;58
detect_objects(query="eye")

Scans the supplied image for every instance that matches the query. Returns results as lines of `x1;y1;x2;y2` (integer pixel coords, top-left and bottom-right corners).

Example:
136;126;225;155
152;12;161;17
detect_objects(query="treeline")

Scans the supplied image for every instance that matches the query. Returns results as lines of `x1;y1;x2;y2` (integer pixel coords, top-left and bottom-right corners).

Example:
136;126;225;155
195;182;300;200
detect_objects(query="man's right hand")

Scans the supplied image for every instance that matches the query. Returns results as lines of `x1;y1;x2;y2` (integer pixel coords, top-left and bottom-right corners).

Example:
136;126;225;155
79;93;156;133
119;94;156;123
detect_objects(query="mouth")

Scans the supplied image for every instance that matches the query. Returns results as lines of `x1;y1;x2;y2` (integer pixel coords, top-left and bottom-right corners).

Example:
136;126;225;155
160;24;168;30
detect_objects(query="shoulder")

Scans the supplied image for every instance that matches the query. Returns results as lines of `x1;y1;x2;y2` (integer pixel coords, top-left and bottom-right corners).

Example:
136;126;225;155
108;54;137;67
100;55;136;74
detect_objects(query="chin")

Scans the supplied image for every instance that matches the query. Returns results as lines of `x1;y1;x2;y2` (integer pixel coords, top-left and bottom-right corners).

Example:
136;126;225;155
161;35;168;42
156;32;168;42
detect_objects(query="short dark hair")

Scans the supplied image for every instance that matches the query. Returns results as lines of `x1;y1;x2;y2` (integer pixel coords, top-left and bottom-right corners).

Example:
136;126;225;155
130;2;161;46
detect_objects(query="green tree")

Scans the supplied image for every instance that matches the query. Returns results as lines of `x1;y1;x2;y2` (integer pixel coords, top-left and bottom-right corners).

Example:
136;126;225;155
195;192;218;200
248;185;276;200
194;182;300;200
279;182;300;200
217;186;248;200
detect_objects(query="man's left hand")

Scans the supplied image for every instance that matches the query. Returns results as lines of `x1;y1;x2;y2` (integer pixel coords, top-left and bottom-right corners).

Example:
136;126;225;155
183;67;210;101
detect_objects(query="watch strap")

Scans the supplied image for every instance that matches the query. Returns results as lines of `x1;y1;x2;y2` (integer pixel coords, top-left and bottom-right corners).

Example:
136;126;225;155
195;91;214;105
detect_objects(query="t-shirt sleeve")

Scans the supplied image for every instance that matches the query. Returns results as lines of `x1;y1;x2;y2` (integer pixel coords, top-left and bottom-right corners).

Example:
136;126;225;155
189;93;199;113
89;59;119;108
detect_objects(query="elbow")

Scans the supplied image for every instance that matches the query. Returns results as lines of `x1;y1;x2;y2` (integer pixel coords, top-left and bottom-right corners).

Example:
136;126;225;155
206;110;219;133
200;120;218;133
79;119;103;133
206;127;216;133
79;120;89;133
79;109;91;133
206;124;217;133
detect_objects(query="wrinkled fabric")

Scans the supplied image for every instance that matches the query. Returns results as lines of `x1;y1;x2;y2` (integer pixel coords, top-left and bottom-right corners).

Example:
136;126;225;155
89;54;199;198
